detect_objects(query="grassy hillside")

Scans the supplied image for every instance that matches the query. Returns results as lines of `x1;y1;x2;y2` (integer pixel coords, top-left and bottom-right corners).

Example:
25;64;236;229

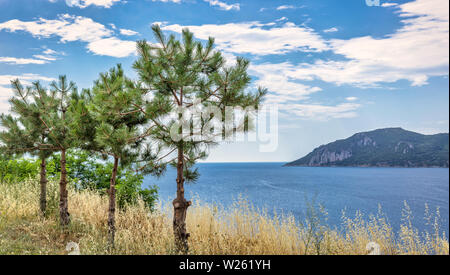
0;179;448;255
286;128;449;167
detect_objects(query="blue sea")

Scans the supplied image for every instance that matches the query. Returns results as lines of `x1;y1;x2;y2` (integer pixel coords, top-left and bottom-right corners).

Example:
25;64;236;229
144;163;449;234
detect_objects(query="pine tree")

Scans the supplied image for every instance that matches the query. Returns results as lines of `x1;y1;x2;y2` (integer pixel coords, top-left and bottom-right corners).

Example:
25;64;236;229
37;75;79;226
85;64;151;249
0;80;58;215
133;25;266;252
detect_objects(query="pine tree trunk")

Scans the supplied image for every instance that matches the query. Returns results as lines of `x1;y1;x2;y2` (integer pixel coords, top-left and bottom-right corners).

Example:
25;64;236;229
173;143;191;253
39;157;47;216
59;148;70;226
108;156;119;251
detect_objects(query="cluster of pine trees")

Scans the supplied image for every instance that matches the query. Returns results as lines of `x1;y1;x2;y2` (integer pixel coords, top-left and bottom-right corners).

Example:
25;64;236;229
0;26;266;252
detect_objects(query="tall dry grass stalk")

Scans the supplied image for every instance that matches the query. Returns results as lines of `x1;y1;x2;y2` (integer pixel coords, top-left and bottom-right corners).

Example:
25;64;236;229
0;178;448;255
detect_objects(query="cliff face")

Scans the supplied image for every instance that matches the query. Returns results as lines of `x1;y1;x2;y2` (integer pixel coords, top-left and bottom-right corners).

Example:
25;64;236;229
285;128;449;167
308;150;352;166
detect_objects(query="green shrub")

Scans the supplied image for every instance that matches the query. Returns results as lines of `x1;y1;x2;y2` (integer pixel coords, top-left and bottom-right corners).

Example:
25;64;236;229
0;150;158;210
116;170;158;211
0;156;39;183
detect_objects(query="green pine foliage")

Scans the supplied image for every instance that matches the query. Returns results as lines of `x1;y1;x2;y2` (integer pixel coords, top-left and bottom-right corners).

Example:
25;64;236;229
132;25;266;252
88;64;148;163
1;26;265;252
0;79;60;215
133;25;266;180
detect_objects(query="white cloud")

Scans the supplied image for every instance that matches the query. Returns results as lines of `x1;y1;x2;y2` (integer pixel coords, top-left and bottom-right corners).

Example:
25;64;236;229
0;90;12;114
0;74;55;87
220;51;239;67
0;48;63;65
151;0;182;3
0;14;112;42
276;5;304;10
0;14;136;58
43;48;60;55
32;55;57;61
276;5;294;10
203;0;240;11
276;17;288;22
0;74;56;114
381;2;398;7
249;62;322;104
157;0;447;120
65;0;122;8
119;28;139;36
87;37;136;57
323;27;338;33
151;0;239;10
160;20;356;120
280;0;449;87
346;96;358;101
249;64;360;120
33;48;64;62
160;21;328;56
0;57;48;65
282;103;361;121
248;62;358;121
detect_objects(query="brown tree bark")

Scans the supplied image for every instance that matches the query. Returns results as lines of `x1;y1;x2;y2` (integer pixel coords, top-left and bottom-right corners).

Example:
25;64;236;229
108;156;119;251
59;148;70;226
172;143;191;253
39;157;47;216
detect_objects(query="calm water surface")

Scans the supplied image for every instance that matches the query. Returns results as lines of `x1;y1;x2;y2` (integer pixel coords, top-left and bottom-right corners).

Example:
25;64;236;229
144;163;449;233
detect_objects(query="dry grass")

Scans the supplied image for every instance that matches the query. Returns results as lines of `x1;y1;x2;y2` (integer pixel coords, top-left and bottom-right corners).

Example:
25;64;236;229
0;179;448;255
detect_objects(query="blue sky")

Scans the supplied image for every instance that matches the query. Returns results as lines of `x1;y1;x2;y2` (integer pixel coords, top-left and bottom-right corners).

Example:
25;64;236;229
0;0;448;162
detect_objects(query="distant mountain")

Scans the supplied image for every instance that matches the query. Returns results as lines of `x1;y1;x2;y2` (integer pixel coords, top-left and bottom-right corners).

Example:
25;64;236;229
284;128;449;168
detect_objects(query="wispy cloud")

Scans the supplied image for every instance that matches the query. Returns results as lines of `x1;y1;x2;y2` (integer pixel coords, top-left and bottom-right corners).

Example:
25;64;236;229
0;14;136;58
287;0;449;87
155;0;448;120
0;74;55;87
160;20;328;56
275;17;288;22
151;0;239;11
249;62;322;103
65;0;122;8
159;20;355;120
0;14;112;42
276;5;304;11
42;48;61;55
248;62;360;120
0;57;48;65
0;48;63;65
281;103;361;121
151;0;182;3
250;0;449;89
203;0;240;11
323;27;338;33
119;28;139;36
0;74;56;113
381;2;398;7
